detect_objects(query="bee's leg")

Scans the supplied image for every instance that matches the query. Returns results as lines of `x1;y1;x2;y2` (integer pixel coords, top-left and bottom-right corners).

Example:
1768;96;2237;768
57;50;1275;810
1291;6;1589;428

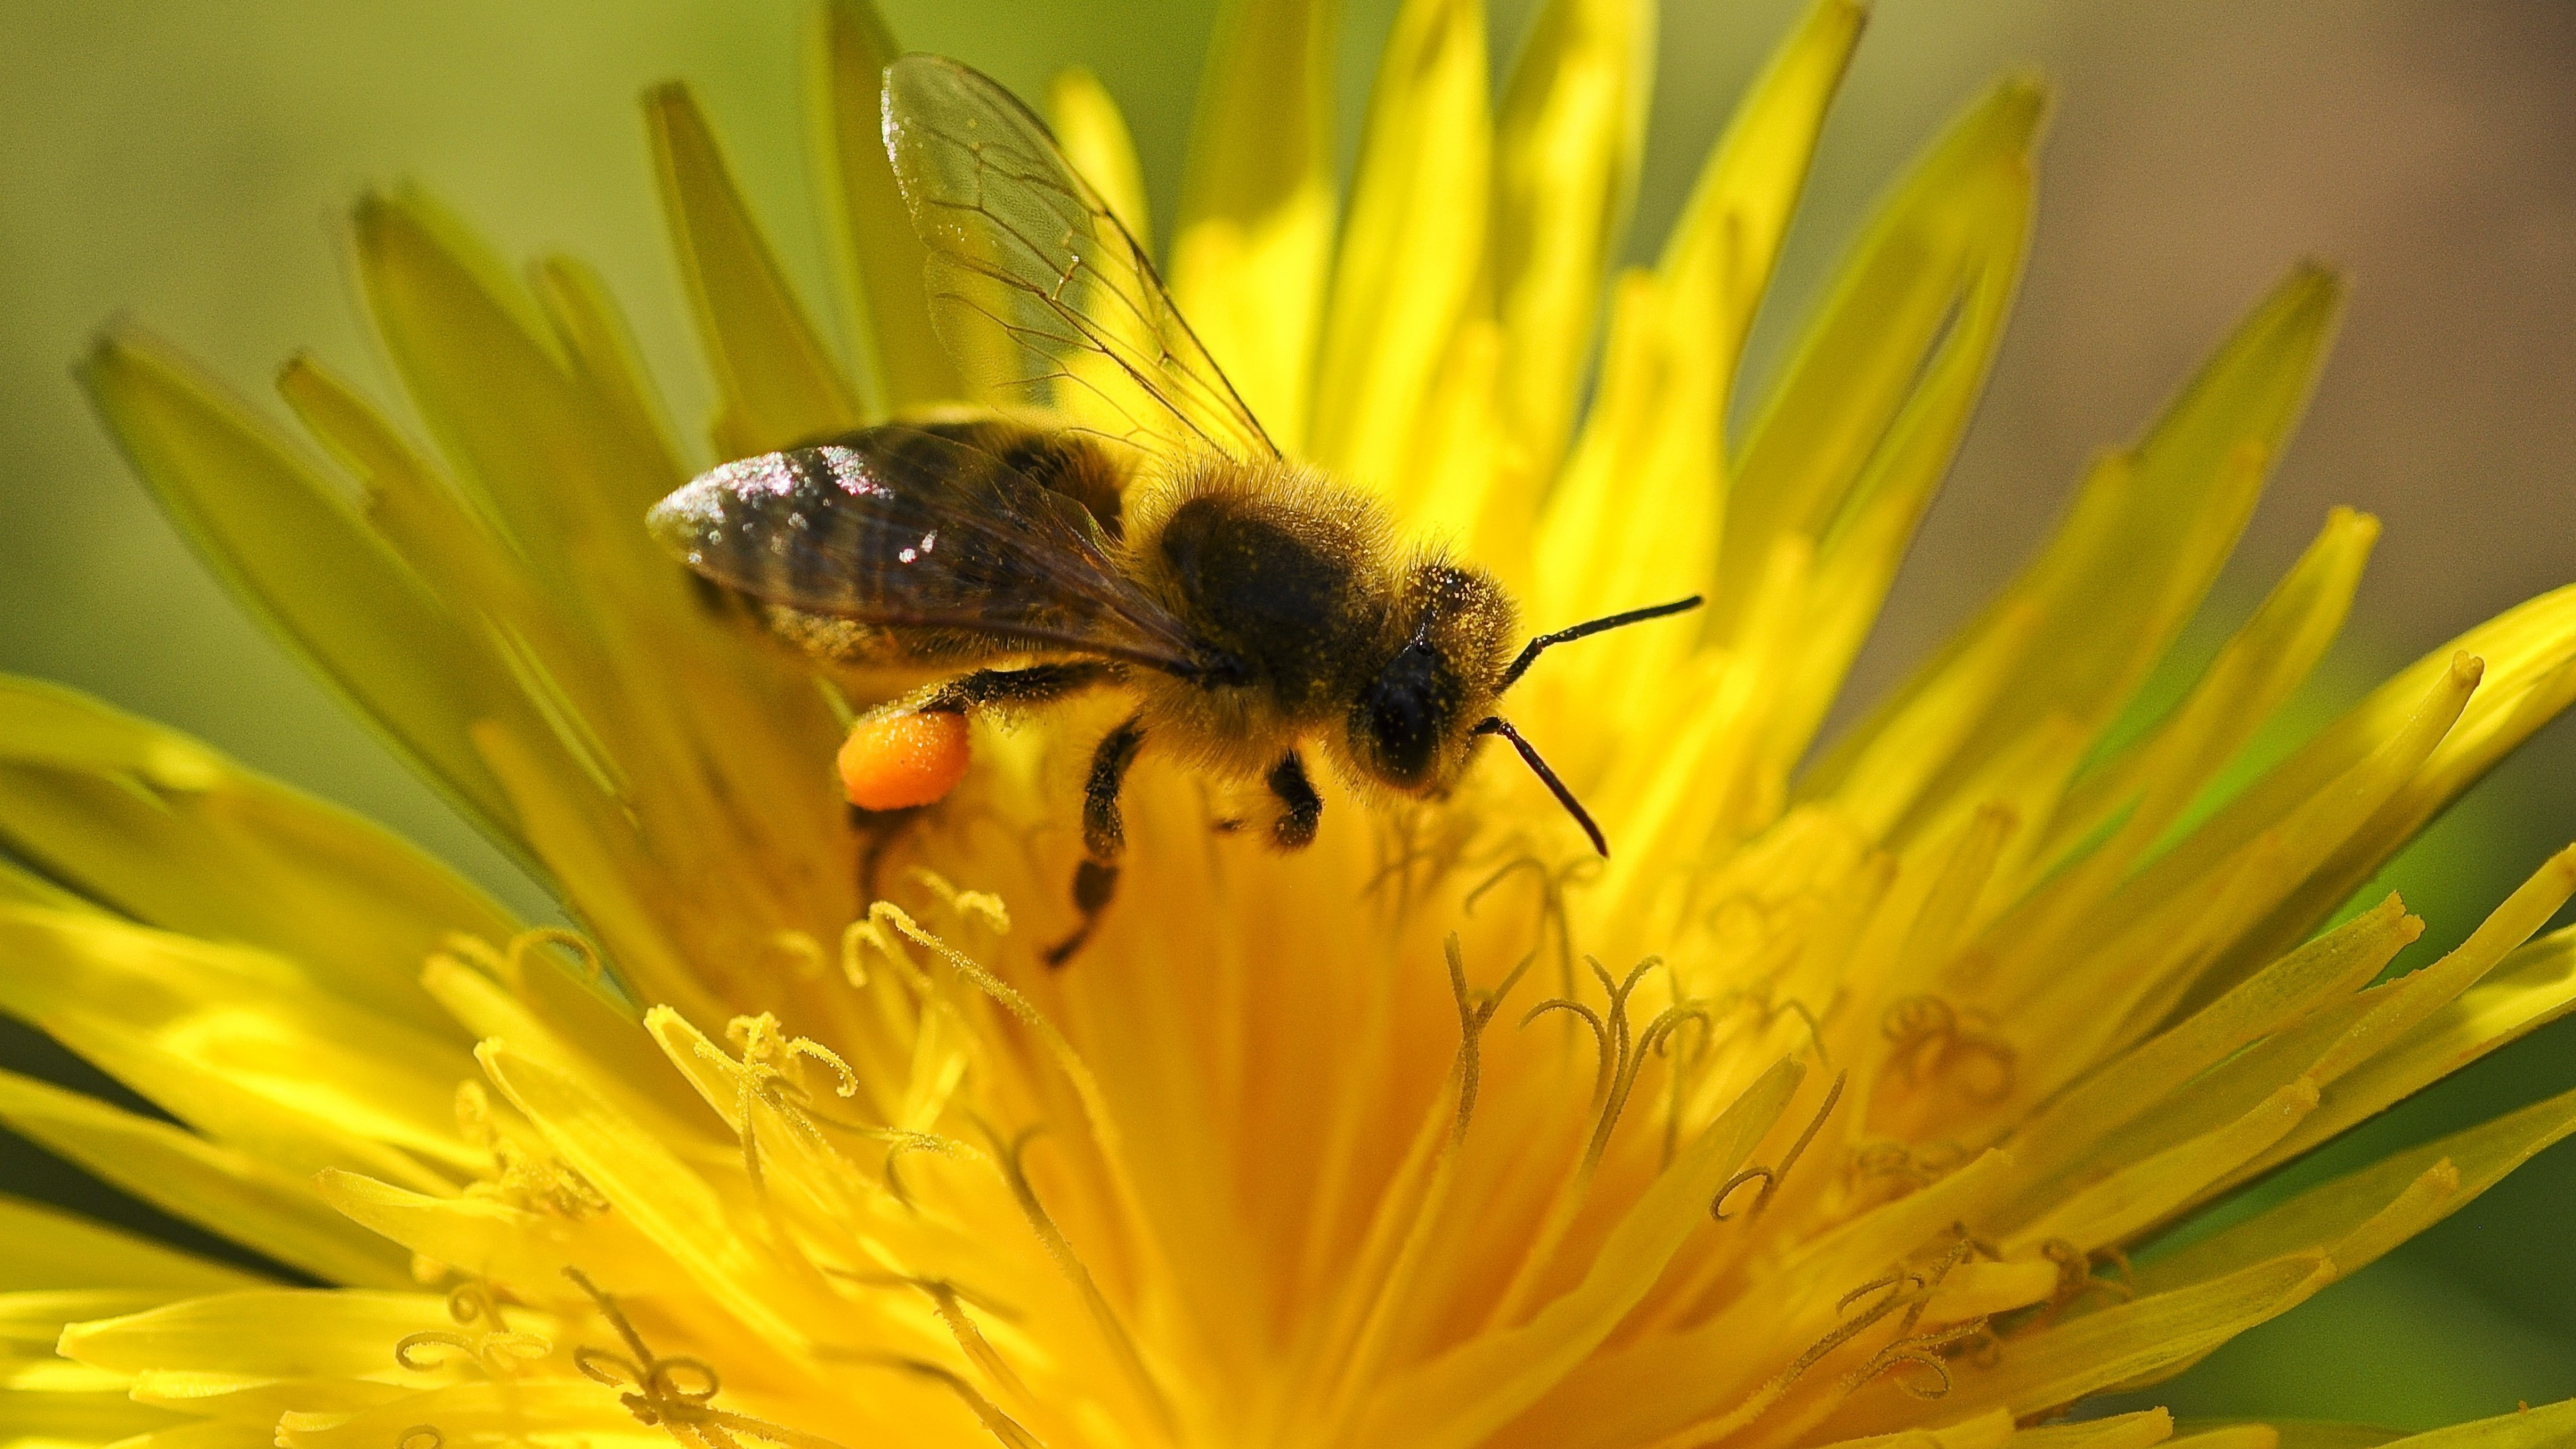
918;660;1116;715
1044;712;1147;968
852;802;926;902
1266;749;1322;851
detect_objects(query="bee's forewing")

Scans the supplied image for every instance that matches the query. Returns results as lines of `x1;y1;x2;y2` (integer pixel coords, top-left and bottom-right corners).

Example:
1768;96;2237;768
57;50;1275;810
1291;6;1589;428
881;55;1279;467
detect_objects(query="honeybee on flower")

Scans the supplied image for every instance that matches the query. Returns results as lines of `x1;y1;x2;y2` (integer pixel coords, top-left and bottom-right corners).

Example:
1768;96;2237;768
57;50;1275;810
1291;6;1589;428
2;1;2572;1448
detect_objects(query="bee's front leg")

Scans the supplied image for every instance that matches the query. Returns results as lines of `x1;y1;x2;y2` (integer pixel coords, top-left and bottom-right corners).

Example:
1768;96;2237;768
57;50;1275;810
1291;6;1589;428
1044;712;1146;967
1266;749;1322;850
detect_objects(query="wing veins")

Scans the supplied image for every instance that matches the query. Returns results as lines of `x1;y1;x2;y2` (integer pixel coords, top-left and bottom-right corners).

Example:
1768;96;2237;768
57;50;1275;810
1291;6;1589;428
886;57;1280;462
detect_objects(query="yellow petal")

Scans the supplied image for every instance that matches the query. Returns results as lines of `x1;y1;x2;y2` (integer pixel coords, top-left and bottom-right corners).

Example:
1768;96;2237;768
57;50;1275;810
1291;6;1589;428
1169;0;1336;444
0;906;481;1177
74;331;525;839
419;953;711;1148
1049;68;1152;255
2010;1412;2179;1449
0;678;517;1023
353;188;647;555
529;256;690;486
2237;908;2576;1183
58;1291;458;1379
1489;0;1656;468
2367;1399;2576;1448
1535;0;1866;648
2045;509;2379;867
1721;75;2037;643
1810;1409;2017;1449
456;728;718;1025
2000;654;2481;1097
101;1426;284;1449
1307;0;1491;486
0;1376;182;1444
0;1197;258;1296
2163;1429;2281;1449
1997;1077;2318;1257
1997;894;2416;1199
0;1071;409;1288
311;1171;575;1290
1657;0;1864;397
807;0;962;411
1811;264;2344;842
274;1381;664;1449
1352;1058;1801;1448
2206;586;2576;987
2140;1082;2576;1298
1529;268;1715;634
1839;1254;2330;1432
475;1040;818;1354
645;83;865;457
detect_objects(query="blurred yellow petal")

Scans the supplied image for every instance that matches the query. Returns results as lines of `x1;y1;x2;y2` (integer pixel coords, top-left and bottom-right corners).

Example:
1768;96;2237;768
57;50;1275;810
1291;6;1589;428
76;330;529;839
474;1040;820;1352
0;1197;258;1296
1720;76;2039;643
2045;509;2378;867
1307;0;1490;486
0;678;515;1022
646;83;865;458
2367;1401;2576;1449
0;1071;409;1287
59;1292;465;1379
1490;0;1655;469
808;0;961;411
1169;0;1337;443
312;1172;577;1291
1523;0;1865;647
1731;85;2043;772
1049;68;1152;255
2241;912;2576;1181
1811;264;2345;841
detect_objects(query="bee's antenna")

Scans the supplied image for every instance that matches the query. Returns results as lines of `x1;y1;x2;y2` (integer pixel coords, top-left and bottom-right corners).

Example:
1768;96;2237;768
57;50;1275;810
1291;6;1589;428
1498;594;1704;692
1472;717;1609;857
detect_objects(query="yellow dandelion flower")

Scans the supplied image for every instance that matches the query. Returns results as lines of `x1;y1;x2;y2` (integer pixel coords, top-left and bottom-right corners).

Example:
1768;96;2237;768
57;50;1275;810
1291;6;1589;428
7;2;2576;1448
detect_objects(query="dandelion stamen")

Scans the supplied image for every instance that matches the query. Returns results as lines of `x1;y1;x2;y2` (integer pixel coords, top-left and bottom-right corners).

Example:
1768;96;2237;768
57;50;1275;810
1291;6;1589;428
1715;1069;1848;1220
564;1269;853;1449
981;1123;1179;1440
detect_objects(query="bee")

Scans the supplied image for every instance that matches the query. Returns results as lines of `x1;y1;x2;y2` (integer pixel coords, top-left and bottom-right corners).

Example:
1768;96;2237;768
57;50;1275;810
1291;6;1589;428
649;55;1700;963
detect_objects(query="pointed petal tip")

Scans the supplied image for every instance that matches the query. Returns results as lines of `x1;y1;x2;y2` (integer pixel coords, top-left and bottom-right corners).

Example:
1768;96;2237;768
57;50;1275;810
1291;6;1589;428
2266;258;2350;327
1983;74;2053;151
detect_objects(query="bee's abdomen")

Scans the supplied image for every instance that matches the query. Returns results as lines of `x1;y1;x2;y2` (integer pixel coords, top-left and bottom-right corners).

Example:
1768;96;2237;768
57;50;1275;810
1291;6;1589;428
648;419;1132;667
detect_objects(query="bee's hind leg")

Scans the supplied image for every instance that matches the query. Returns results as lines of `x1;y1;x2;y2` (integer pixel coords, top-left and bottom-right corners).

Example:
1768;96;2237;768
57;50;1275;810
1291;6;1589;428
1044;712;1146;968
920;660;1116;715
1267;749;1322;850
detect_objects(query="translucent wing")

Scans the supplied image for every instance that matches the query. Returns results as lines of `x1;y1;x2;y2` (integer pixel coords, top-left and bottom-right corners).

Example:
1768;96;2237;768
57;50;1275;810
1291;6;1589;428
648;424;1204;673
881;54;1281;464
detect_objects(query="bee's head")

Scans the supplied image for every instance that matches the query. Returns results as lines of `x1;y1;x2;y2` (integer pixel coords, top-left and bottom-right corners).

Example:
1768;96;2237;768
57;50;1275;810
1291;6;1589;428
1344;561;1515;797
1347;572;1703;855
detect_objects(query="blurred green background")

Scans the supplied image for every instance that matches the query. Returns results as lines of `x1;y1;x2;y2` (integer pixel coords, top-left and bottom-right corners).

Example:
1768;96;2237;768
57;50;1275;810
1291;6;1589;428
3;0;2573;1428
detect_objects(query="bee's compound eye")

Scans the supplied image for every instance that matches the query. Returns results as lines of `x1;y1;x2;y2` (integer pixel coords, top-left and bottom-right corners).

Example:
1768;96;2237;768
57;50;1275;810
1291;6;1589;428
1353;639;1447;790
838;709;973;811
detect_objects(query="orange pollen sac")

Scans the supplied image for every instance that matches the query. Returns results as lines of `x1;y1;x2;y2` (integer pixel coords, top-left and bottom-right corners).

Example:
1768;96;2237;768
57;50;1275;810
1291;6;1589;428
837;708;973;811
